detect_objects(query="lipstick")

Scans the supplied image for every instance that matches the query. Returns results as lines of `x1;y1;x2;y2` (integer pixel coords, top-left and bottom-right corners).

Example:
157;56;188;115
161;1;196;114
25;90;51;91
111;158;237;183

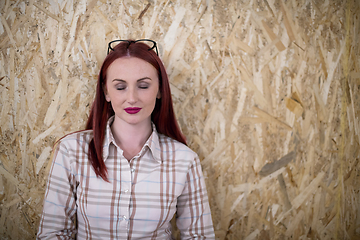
125;107;141;114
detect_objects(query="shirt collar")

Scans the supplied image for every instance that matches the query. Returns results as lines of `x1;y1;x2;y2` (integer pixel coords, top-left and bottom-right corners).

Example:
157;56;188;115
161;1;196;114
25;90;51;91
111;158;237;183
102;116;162;163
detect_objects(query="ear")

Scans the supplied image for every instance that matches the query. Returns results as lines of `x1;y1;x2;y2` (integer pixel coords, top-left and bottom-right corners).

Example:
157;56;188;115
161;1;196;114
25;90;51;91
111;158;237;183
156;90;161;99
103;84;111;102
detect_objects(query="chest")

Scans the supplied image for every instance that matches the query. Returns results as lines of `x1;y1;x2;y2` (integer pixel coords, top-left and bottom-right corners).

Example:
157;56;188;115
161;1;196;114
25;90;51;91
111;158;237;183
73;148;189;238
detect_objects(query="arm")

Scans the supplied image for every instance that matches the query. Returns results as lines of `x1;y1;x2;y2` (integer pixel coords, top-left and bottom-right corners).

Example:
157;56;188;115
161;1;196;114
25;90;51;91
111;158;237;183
176;156;215;239
37;141;77;239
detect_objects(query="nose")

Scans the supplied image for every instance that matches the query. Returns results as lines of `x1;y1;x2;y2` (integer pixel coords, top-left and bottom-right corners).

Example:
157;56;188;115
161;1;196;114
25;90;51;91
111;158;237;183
127;87;138;104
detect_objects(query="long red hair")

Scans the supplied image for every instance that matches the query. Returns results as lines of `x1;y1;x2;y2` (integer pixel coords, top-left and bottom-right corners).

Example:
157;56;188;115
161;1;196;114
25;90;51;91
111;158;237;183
86;40;186;181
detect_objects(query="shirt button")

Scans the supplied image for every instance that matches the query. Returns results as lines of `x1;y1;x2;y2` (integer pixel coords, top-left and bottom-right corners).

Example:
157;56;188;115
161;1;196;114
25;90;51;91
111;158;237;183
131;168;135;173
124;189;129;193
123;215;127;220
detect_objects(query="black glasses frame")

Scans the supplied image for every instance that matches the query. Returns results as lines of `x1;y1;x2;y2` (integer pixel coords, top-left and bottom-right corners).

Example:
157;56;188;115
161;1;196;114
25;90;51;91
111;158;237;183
107;39;159;55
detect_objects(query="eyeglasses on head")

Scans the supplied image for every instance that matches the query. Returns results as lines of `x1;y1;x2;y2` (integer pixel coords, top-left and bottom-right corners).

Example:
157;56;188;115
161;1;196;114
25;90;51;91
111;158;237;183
107;39;159;56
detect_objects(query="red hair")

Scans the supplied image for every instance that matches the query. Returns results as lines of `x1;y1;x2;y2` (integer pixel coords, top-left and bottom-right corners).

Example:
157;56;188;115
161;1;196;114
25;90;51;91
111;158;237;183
86;40;186;181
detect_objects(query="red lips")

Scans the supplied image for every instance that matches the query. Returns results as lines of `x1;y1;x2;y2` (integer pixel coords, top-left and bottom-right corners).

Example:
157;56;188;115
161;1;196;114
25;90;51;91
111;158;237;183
125;107;141;114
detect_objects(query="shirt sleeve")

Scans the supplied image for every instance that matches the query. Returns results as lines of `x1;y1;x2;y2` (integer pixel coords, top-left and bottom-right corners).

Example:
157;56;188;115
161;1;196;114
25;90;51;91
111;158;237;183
37;141;77;239
176;155;215;239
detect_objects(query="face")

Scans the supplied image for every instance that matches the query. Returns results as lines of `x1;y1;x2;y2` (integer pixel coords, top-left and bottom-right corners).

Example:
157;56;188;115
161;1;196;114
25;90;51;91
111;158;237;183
104;57;161;127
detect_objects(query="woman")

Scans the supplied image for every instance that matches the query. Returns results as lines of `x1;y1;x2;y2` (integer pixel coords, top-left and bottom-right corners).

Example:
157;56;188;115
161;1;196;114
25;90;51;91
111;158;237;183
37;39;215;239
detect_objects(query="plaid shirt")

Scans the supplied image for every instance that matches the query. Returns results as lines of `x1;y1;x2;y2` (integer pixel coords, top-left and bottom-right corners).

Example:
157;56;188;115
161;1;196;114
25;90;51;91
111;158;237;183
37;117;215;239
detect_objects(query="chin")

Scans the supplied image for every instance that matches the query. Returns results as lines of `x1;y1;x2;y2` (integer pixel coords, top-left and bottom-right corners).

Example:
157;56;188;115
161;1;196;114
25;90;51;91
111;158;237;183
124;118;148;126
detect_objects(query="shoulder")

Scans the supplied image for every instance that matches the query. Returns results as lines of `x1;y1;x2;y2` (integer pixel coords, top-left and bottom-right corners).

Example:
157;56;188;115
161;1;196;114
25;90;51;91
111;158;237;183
158;134;198;160
50;130;93;171
56;130;93;151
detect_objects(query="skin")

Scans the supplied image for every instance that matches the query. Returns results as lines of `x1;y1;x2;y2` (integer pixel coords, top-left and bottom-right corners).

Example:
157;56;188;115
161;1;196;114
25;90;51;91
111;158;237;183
104;57;161;160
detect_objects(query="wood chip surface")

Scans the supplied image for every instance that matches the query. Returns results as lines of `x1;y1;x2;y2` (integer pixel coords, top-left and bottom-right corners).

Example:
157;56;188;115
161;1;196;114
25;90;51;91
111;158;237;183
0;0;359;239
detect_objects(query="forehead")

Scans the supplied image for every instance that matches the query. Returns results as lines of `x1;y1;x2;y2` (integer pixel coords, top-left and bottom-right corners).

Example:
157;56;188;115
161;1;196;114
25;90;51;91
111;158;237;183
106;57;158;80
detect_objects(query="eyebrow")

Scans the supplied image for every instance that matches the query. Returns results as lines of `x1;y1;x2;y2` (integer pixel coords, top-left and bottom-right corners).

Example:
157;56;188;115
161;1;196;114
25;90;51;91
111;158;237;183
112;77;152;82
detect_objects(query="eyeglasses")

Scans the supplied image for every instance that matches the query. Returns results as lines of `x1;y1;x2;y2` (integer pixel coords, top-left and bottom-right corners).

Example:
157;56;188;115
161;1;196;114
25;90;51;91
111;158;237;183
107;39;159;56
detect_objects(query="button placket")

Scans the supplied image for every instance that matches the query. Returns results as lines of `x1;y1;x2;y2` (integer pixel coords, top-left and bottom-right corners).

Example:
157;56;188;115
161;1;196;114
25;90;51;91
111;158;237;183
118;157;132;232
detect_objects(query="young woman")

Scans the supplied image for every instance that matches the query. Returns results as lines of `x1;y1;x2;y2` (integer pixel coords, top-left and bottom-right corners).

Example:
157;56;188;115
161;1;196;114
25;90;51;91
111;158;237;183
37;40;215;239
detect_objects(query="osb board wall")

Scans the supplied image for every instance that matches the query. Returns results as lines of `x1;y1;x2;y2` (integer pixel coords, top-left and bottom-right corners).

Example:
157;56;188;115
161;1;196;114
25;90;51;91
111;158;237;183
0;0;359;239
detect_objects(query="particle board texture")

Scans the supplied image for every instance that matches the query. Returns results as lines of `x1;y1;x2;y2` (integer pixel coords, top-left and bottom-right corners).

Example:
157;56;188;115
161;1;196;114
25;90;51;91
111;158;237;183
0;0;359;239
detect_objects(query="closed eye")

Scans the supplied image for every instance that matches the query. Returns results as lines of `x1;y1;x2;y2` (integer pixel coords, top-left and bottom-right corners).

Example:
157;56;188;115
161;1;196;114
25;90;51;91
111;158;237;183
115;84;126;90
138;83;150;89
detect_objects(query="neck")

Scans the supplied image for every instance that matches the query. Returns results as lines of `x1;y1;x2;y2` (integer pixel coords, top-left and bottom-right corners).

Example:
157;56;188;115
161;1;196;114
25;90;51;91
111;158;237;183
110;117;152;160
